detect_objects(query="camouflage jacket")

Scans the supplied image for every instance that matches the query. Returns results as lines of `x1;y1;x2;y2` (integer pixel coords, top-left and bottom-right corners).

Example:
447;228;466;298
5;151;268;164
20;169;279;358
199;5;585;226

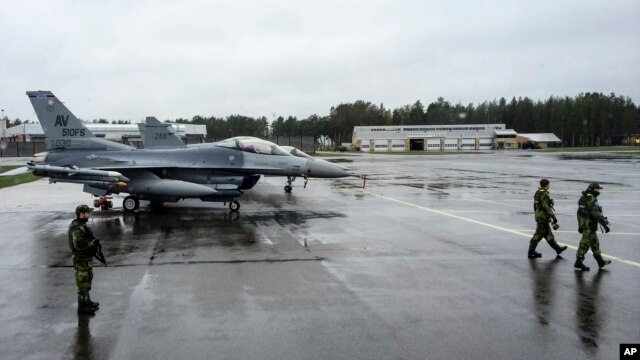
577;191;607;231
533;188;555;223
68;219;95;263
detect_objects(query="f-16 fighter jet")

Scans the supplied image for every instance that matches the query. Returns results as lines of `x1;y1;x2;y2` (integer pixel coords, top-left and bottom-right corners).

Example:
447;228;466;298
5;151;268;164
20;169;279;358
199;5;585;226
2;91;349;211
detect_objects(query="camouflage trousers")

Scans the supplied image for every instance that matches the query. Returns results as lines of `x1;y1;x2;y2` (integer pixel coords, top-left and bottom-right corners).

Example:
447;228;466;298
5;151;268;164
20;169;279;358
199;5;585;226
74;260;93;304
576;229;603;263
529;222;560;252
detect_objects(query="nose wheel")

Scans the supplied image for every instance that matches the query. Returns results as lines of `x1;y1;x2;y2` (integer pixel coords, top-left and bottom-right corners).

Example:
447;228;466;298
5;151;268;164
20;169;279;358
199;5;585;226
123;196;140;212
285;176;295;193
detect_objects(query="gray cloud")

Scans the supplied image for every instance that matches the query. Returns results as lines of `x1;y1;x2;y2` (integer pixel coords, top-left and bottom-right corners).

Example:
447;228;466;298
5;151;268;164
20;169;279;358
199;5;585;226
1;0;638;122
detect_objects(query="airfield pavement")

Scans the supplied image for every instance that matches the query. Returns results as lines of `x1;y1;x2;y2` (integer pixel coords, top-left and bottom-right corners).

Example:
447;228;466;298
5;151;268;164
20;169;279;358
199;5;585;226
0;151;638;360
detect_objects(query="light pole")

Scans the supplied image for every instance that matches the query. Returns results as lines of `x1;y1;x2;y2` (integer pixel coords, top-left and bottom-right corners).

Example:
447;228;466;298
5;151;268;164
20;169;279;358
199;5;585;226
561;116;564;145
1;109;5;140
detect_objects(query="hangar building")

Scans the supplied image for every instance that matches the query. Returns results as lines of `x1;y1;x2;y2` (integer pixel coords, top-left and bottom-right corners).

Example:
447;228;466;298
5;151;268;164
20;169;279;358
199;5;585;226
352;124;520;152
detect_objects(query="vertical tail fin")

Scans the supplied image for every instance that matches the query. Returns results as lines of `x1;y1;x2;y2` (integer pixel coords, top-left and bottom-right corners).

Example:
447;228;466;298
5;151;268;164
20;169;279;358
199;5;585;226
137;117;186;149
26;91;128;150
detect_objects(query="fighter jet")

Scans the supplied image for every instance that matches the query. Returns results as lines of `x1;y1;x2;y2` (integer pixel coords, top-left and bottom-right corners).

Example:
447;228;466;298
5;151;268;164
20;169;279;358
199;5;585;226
2;91;349;211
137;116;348;193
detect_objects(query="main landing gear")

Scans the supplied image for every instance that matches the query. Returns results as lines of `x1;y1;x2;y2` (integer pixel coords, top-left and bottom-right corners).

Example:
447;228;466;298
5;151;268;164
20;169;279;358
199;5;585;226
228;200;240;212
123;196;140;212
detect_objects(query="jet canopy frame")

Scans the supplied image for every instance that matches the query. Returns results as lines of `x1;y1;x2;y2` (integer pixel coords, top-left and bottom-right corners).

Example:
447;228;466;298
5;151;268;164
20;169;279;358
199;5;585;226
216;137;290;156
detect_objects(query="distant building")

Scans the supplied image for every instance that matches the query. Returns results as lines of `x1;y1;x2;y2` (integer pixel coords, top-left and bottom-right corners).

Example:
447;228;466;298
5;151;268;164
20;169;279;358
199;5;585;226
516;133;562;148
352;124;518;152
5;122;207;148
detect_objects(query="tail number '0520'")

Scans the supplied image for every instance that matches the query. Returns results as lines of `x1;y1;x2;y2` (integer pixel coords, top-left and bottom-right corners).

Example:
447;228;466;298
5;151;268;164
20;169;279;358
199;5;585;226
52;139;71;147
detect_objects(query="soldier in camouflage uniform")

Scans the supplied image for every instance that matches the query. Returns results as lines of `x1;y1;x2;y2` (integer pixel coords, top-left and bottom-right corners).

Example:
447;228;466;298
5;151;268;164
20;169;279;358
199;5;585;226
528;179;567;258
68;204;100;315
575;183;612;271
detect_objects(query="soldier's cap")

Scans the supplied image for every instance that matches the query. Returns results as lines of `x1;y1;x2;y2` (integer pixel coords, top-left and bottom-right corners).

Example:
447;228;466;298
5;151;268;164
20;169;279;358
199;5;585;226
75;204;94;215
587;183;603;191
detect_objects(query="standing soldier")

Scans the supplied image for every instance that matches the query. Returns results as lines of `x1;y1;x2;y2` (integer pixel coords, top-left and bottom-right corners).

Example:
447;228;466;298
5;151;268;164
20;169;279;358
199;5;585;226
528;179;568;258
575;183;612;271
69;204;100;315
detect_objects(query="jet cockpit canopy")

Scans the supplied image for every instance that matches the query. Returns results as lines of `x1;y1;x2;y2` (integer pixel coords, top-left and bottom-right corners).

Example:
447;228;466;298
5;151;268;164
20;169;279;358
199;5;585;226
280;146;312;158
216;137;290;156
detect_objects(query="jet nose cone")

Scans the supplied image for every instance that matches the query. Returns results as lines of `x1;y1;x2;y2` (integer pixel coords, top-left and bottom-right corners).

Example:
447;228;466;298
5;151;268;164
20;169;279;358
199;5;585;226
305;159;350;178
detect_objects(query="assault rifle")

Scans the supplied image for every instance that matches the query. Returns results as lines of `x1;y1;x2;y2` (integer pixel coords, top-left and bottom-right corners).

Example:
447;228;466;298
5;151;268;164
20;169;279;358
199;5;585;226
93;239;107;266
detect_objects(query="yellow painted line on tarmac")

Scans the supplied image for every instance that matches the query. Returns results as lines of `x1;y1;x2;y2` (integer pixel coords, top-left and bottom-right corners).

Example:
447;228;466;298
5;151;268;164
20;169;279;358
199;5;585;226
356;188;640;269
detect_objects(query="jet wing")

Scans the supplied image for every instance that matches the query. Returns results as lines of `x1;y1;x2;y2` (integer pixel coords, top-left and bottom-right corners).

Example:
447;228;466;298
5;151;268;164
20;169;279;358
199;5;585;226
0;166;32;176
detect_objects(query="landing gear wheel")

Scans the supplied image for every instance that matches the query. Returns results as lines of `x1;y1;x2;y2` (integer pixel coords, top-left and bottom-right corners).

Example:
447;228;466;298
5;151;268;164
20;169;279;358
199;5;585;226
284;176;295;193
229;200;240;212
123;196;139;212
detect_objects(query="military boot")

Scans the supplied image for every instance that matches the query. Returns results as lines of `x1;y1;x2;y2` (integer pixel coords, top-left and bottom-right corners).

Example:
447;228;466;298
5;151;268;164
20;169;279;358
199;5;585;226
77;302;96;315
552;244;568;255
528;251;542;259
598;260;612;269
593;254;612;269
574;260;590;271
88;300;100;310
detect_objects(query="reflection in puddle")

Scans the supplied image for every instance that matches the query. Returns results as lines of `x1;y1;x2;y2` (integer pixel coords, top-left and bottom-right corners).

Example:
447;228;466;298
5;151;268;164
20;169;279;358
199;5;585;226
558;153;637;162
73;314;94;360
87;208;347;261
529;257;562;326
575;270;608;354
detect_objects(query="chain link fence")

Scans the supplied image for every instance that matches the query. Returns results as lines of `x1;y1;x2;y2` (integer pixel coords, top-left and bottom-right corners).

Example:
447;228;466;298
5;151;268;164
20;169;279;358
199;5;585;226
0;142;47;157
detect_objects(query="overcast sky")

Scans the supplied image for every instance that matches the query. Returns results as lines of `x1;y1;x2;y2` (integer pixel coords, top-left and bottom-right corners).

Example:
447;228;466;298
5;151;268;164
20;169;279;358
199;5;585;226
1;0;639;123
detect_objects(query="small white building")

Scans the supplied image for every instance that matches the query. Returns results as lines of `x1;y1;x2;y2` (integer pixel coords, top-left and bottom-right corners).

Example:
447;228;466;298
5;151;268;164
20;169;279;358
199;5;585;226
352;124;511;152
516;133;562;148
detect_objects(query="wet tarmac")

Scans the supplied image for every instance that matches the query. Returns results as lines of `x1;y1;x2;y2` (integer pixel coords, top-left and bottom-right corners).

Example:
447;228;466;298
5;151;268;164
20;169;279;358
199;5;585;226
0;151;639;360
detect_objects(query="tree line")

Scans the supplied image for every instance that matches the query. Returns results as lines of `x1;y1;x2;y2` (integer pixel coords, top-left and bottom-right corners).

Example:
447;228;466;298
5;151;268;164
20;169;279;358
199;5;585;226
325;92;639;146
4;92;638;146
178;92;639;146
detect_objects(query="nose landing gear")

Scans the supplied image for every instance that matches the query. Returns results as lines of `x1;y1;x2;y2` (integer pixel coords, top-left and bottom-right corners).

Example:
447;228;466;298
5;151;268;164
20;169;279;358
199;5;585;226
285;175;309;192
285;176;295;193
